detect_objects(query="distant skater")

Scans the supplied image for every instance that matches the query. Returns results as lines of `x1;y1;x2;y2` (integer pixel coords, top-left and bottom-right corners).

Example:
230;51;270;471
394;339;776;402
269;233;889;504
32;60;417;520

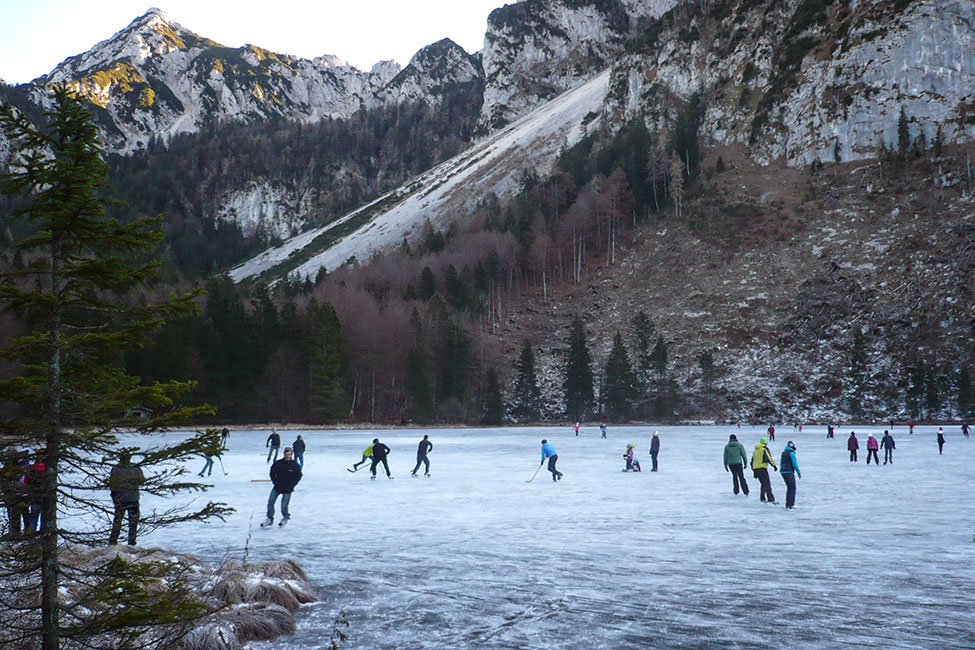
541;439;562;481
848;431;859;462
866;434;879;465
262;447;302;528
349;443;373;472
623;444;635;471
780;441;800;509
221;427;230;449
649;432;660;472
198;453;214;477
750;437;778;503
292;435;306;468
266;428;281;464
411;435;433;477
909;422;914;435
370;438;392;479
600;422;608;439
723;434;749;496
962;422;970;439
937;427;945;455
767;424;775;442
881;430;895;464
826;424;834;439
574;422;580;437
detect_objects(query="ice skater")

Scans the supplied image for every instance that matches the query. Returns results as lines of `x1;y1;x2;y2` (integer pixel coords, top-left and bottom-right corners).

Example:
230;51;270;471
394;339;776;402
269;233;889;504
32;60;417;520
866;434;879;465
541;439;562;481
292;435;306;468
600;422;608;438
963;422;970;438
909;422;914;435
411;434;433;477
623;444;635;471
266;428;281;464
262;447;302;528
723;434;749;496
198;453;214;477
937;427;945;455
848;431;859;462
348;443;373;472
826;424;834;439
750;437;777;503
370;438;392;479
220;427;230;449
780;441;800;509
649;432;660;472
574;422;580;436
767;424;775;442
881;430;895;464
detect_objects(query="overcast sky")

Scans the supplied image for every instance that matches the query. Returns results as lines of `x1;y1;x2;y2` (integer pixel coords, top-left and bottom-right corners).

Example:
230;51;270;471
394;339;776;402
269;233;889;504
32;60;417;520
0;0;511;84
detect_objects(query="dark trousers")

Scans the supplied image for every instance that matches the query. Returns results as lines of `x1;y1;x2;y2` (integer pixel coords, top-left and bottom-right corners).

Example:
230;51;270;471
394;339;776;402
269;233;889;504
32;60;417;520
547;454;560;480
412;455;430;475
782;472;797;508
883;448;893;464
938;436;945;454
650;451;658;471
267;445;280;463
624;458;632;471
5;505;29;538
26;504;43;533
371;457;391;477
729;464;749;495
353;454;370;469
753;467;775;502
110;501;140;545
849;449;857;462
866;449;879;464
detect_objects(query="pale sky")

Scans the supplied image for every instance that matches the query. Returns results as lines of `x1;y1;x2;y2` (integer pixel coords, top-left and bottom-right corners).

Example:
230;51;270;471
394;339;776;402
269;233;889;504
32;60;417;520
0;0;511;84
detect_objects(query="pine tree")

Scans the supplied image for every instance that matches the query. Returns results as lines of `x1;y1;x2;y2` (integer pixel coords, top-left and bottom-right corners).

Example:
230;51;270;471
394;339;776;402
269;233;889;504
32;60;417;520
563;315;594;421
847;329;868;419
512;340;542;421
482;368;504;425
631;311;655;391
0;87;230;650
405;308;434;423
669;153;684;219
958;366;973;418
650;335;669;416
603;332;637;421
305;298;348;423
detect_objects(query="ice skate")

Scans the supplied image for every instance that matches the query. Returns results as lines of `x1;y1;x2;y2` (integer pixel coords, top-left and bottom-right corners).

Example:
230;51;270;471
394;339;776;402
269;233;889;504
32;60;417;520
260;518;273;528
279;517;289;527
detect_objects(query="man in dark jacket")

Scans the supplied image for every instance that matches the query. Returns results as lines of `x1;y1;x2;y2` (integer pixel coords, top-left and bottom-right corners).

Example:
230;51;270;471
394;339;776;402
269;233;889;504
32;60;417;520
880;430;895;464
262;447;302;527
109;452;145;545
370;438;392;479
649;432;660;471
723;434;749;496
266;429;281;464
292;435;306;468
411;435;432;477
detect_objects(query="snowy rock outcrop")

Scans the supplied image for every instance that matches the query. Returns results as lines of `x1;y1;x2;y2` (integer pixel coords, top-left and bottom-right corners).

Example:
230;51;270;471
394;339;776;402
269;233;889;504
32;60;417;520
378;39;483;106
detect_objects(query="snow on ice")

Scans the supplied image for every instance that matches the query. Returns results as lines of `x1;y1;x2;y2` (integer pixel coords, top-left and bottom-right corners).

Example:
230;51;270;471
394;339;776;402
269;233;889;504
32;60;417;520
112;425;973;648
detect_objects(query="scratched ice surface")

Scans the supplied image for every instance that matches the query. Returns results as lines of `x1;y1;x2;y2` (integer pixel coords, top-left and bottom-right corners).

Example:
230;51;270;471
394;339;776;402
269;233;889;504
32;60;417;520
126;425;974;649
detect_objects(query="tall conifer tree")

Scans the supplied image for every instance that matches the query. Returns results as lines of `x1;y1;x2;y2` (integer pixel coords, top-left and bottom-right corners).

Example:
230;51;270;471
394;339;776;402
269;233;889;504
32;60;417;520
512;340;542;420
563;315;594;420
603;332;637;421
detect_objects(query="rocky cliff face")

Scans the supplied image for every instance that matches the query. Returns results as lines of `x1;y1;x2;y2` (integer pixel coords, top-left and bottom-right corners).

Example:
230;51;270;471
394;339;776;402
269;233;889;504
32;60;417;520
26;9;480;154
605;0;975;167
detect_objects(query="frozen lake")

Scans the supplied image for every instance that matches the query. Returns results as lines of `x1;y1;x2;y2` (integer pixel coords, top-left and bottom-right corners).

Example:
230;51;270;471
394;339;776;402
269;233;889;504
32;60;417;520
132;425;974;649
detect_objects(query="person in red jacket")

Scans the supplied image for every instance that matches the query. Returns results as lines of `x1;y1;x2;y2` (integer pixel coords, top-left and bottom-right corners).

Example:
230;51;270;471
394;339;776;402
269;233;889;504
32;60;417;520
866;434;879;465
847;431;859;462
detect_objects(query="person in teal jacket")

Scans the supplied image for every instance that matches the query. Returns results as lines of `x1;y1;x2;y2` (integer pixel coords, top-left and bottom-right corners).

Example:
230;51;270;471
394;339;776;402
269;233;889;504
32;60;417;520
780;441;801;509
541;440;562;482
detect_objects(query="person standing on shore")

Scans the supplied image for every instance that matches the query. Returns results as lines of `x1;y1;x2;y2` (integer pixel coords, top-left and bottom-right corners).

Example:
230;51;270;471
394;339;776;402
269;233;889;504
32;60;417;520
541;439;562;481
750;437;777;503
649;432;660;472
780;442;800;509
723;434;749;496
108;451;145;545
266;429;281;464
412;435;433;477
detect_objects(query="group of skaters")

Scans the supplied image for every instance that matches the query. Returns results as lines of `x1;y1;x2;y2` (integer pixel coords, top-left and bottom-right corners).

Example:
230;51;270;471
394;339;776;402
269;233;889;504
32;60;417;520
723;435;801;508
621;432;661;472
1;449;47;539
346;435;433;479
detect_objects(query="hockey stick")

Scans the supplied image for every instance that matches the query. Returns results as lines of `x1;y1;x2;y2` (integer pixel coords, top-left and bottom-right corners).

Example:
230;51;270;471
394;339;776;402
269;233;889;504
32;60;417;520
218;457;228;475
526;463;543;483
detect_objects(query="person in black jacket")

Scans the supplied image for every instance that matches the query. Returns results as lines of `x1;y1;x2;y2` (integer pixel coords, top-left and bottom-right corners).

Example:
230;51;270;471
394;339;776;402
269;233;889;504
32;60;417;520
370;438;392;479
649;432;660;472
411;435;432;477
109;451;145;545
267;429;281;463
262;447;302;527
292;435;306;467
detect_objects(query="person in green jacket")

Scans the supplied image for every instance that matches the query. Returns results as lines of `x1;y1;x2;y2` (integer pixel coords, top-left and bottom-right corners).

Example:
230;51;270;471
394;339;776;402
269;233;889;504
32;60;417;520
348;444;373;472
750;437;778;503
723;434;749;496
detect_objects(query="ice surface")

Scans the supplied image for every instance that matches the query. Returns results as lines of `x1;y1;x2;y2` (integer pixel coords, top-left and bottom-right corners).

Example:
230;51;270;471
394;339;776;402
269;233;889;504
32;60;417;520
124;425;974;649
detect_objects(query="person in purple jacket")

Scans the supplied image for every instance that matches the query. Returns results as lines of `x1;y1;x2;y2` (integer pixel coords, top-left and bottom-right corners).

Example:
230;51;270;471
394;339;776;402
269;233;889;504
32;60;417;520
540;440;562;482
866;434;879;465
847;431;859;462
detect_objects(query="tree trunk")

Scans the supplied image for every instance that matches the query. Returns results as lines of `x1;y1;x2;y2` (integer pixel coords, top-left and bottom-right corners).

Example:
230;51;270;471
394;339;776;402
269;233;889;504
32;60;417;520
42;235;62;650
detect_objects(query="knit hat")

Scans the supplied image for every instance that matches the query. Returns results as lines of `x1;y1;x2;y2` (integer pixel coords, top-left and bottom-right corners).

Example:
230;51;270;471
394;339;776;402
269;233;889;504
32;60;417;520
760;437;767;444
729;434;737;441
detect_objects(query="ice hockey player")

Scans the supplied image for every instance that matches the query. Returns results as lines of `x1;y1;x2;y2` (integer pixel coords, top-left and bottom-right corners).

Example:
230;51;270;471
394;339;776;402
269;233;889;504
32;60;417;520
349;443;373;472
370;438;392;479
266;428;281;464
412;435;433;477
262;447;302;528
848;431;859;462
780;442;800;509
541;439;562;481
866;434;879;465
881;430;895;464
750;437;777;503
723;434;749;496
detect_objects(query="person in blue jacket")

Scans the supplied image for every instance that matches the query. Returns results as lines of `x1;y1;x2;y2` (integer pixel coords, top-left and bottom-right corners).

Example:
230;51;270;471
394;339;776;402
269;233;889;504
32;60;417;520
540;439;562;482
780;441;801;509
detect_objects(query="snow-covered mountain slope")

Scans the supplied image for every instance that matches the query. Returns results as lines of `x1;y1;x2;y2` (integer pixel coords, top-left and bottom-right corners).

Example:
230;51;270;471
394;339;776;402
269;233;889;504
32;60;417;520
25;9;480;153
229;68;611;283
